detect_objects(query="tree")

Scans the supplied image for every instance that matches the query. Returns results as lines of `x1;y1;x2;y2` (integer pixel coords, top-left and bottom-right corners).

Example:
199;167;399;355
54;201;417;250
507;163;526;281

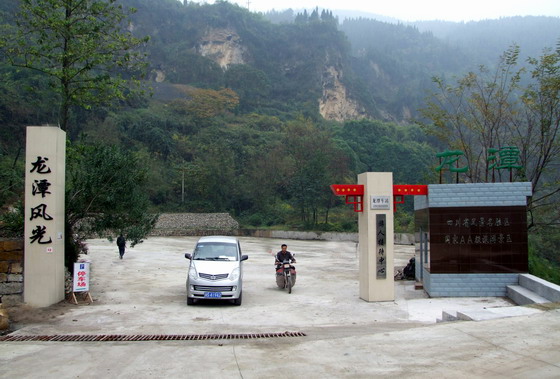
169;87;239;130
420;45;523;183
420;44;560;269
420;44;560;226
0;0;149;133
224;64;270;111
517;45;560;220
283;118;351;226
183;88;239;120
65;142;158;269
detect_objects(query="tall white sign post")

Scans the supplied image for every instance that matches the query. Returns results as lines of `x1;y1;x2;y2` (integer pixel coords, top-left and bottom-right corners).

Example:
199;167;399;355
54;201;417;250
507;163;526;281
358;172;395;302
24;126;66;307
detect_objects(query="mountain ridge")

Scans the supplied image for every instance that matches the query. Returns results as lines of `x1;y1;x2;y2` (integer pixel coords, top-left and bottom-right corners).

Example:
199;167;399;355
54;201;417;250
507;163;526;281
125;1;559;122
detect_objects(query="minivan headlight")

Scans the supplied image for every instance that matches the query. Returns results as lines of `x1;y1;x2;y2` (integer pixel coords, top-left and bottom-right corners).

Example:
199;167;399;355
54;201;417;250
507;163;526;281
230;267;240;281
189;266;198;281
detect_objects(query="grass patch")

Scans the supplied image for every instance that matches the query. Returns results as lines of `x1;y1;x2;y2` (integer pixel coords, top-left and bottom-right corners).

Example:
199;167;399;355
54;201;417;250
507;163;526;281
529;251;560;286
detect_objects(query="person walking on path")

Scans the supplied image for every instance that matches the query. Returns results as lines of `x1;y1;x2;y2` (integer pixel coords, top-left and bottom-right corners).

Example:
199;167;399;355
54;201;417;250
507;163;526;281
117;234;126;259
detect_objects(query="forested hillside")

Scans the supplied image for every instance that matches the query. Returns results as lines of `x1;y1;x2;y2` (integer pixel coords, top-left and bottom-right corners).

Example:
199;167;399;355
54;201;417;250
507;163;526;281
125;0;361;120
414;16;560;65
339;18;472;120
1;0;559;263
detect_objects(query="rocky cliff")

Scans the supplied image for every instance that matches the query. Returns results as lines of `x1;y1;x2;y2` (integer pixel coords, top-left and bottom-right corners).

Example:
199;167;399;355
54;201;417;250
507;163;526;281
196;28;367;122
197;28;247;69
319;65;367;122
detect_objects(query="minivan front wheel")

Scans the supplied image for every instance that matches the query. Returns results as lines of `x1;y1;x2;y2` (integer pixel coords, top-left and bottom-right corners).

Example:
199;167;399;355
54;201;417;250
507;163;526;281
233;292;242;306
187;297;195;305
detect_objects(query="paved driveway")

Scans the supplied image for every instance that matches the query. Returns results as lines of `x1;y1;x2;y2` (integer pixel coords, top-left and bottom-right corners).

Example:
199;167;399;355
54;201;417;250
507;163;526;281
8;236;511;334
2;236;559;378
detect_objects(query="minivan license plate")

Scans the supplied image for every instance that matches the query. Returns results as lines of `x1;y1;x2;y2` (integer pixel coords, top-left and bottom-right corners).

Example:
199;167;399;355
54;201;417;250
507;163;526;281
204;292;222;298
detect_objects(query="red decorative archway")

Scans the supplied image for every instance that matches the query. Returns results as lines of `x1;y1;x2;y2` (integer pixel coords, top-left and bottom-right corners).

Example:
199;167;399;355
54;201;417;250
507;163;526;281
330;184;364;212
330;184;428;212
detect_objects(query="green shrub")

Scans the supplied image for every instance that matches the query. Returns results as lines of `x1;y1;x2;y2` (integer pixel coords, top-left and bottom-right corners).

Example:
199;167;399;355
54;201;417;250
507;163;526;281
529;250;560;285
314;222;358;232
0;202;24;237
239;210;286;228
394;209;414;234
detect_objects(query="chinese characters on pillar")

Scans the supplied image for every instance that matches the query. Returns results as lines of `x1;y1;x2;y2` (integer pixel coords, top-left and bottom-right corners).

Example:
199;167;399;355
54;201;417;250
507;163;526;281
376;214;387;279
29;156;54;245
371;196;391;210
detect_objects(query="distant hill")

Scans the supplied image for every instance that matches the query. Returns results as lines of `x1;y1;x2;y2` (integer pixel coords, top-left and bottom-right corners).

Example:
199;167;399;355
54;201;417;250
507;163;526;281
122;1;559;123
2;0;558;123
263;8;399;24
412;16;560;65
1;0;558;226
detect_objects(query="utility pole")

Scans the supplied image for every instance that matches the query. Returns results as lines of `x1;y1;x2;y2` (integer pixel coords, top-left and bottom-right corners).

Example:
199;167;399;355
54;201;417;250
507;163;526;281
175;167;186;203
246;0;251;11
182;168;185;203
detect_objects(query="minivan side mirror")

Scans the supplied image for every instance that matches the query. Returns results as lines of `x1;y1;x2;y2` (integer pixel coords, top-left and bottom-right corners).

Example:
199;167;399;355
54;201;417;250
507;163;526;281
185;253;192;260
241;255;248;261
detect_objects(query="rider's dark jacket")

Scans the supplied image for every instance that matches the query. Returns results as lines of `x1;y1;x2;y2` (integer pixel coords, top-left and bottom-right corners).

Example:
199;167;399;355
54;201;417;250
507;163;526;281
276;250;295;263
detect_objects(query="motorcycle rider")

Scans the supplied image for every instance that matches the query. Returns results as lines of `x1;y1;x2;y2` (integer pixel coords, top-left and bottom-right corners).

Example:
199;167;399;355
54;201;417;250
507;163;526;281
275;244;296;268
275;244;297;288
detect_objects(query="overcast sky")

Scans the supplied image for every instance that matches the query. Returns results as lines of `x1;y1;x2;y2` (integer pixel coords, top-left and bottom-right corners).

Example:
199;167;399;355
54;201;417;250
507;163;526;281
206;0;560;22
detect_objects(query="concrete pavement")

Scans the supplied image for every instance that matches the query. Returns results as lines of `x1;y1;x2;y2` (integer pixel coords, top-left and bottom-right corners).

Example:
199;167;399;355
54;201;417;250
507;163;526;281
1;236;559;378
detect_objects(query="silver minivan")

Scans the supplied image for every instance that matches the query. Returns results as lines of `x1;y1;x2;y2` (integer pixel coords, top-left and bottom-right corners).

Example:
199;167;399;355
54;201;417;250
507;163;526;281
185;236;248;305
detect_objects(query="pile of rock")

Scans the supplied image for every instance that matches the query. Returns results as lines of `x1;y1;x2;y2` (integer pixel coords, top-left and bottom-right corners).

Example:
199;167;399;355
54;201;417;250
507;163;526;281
150;213;239;236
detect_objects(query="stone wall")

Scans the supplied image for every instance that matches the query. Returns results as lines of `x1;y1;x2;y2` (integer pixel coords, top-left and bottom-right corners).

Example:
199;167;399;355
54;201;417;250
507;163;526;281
422;269;519;297
149;213;239;236
0;239;24;306
151;214;414;244
238;229;413;244
238;229;358;242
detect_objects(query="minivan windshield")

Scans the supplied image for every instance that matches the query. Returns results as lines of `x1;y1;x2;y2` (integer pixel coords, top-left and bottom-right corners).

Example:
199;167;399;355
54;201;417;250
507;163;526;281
193;242;238;261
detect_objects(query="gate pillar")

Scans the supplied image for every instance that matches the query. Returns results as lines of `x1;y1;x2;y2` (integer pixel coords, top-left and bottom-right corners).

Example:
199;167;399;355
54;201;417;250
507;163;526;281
358;172;394;301
24;126;66;307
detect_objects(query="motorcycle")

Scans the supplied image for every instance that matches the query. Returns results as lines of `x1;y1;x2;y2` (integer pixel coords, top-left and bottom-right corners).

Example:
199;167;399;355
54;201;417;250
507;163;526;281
276;259;296;293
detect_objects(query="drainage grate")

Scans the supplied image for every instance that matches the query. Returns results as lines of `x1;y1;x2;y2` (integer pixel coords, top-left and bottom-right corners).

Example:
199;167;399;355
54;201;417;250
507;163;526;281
0;331;306;342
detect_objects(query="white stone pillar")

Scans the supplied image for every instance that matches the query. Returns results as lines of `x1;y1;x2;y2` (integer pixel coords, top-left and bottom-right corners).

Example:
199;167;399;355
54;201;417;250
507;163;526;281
358;172;394;301
24;126;66;307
